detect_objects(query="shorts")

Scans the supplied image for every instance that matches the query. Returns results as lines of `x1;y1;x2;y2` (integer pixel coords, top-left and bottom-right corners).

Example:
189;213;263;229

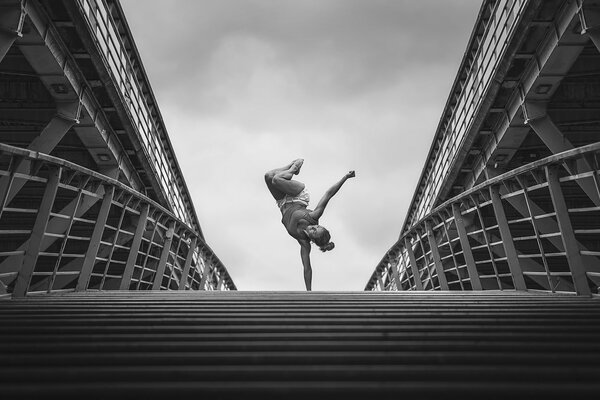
276;189;310;209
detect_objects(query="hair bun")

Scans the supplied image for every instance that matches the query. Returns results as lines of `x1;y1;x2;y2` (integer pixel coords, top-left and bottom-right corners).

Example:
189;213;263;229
320;242;335;252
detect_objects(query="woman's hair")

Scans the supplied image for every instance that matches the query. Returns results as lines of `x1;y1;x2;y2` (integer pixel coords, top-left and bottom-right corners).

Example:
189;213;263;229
313;227;335;252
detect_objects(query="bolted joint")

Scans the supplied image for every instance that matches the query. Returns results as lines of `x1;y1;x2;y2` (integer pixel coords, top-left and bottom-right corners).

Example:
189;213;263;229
0;0;27;37
521;101;548;125
578;1;600;34
55;100;82;124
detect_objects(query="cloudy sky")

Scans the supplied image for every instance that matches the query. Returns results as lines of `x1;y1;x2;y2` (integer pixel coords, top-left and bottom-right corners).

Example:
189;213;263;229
119;0;481;291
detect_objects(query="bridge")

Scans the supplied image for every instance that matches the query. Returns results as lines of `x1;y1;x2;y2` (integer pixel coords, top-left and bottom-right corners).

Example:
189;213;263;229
1;0;599;397
0;0;235;296
367;0;600;296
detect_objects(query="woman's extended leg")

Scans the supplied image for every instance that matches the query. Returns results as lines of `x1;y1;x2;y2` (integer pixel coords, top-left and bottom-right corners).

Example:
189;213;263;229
264;159;304;200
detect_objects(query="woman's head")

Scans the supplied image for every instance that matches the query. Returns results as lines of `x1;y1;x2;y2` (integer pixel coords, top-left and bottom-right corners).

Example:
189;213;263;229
305;225;335;252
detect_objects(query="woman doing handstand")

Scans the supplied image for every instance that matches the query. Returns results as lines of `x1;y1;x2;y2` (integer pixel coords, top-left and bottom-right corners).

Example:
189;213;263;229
264;159;355;291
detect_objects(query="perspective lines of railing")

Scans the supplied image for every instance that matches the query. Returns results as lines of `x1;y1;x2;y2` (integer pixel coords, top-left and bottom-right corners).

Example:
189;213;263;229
367;143;600;296
0;144;235;299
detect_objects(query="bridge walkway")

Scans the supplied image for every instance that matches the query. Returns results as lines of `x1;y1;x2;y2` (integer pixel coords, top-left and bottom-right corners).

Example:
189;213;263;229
1;291;599;398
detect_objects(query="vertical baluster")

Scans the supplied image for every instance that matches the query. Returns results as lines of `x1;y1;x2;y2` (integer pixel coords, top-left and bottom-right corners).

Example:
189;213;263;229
404;237;424;290
489;185;526;290
48;175;89;292
425;220;449;290
441;211;465;290
152;222;175;290
77;185;114;291
179;236;197;290
120;203;149;290
471;194;502;289
14;167;61;297
452;203;482;290
546;165;591;295
135;212;159;290
516;176;554;291
100;194;131;290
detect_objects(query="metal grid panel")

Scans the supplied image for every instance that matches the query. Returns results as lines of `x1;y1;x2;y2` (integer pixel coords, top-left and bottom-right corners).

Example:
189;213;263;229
367;143;600;295
0;144;235;298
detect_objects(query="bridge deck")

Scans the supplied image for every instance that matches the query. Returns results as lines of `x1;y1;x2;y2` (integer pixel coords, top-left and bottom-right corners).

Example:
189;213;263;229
1;291;599;398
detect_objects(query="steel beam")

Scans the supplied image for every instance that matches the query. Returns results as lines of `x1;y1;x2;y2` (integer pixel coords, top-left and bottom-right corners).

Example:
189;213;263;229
0;100;81;206
546;165;591;295
425;221;449;290
489;185;527;290
522;101;600;204
120;204;149;290
152;222;175;290
199;257;211;290
390;256;402;291
76;185;114;291
404;238;424;290
452;203;482;290
13;167;60;297
178;237;197;290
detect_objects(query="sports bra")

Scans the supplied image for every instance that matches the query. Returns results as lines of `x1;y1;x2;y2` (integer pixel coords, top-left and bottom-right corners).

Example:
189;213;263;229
281;203;318;238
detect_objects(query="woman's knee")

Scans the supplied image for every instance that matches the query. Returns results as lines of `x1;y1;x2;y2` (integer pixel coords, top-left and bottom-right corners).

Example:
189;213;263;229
264;171;276;184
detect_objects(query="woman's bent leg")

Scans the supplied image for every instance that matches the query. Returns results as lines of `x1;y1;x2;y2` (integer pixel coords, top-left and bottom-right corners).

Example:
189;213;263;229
265;159;304;199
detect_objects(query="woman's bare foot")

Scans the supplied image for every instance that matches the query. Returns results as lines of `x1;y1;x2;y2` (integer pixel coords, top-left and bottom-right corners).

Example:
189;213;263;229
291;158;304;175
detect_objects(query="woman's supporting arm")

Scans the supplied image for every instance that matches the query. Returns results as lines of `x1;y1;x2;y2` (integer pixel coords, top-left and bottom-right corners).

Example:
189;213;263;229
310;170;355;220
299;240;312;291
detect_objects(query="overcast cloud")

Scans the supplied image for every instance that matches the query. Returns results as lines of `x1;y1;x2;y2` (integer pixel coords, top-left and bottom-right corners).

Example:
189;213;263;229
120;0;481;291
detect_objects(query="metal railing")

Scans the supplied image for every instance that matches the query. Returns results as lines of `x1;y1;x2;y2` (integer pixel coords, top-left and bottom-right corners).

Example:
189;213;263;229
408;0;529;227
0;143;235;298
366;143;600;296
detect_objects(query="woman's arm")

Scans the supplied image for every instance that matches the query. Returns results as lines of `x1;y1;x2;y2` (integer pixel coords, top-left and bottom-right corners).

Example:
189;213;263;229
299;240;312;291
310;170;355;220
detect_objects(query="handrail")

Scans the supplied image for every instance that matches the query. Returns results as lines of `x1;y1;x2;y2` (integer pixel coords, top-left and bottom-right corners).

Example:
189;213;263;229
0;143;235;298
366;142;600;295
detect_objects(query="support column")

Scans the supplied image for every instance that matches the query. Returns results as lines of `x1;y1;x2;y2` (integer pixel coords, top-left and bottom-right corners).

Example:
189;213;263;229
404;237;424;290
76;185;114;291
120;204;149;290
152;222;175;290
390;255;402;291
452;203;482;290
178;237;197;290
425;221;449;290
13;167;60;297
0;0;25;63
546;166;591;295
489;185;527;290
199;255;212;290
522;101;600;206
0;100;82;205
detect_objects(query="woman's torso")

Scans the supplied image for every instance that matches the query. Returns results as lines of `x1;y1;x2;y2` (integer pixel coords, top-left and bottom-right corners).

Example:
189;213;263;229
280;203;318;240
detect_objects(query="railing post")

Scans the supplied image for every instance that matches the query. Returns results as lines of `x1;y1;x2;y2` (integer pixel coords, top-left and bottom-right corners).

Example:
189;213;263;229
13;167;61;297
489;185;527;290
546;165;591;295
404;237;424;290
120;204;150;290
76;185;114;291
199;253;211;289
425;221;449;290
152;222;175;290
389;254;402;290
178;237;197;290
452;203;482;290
